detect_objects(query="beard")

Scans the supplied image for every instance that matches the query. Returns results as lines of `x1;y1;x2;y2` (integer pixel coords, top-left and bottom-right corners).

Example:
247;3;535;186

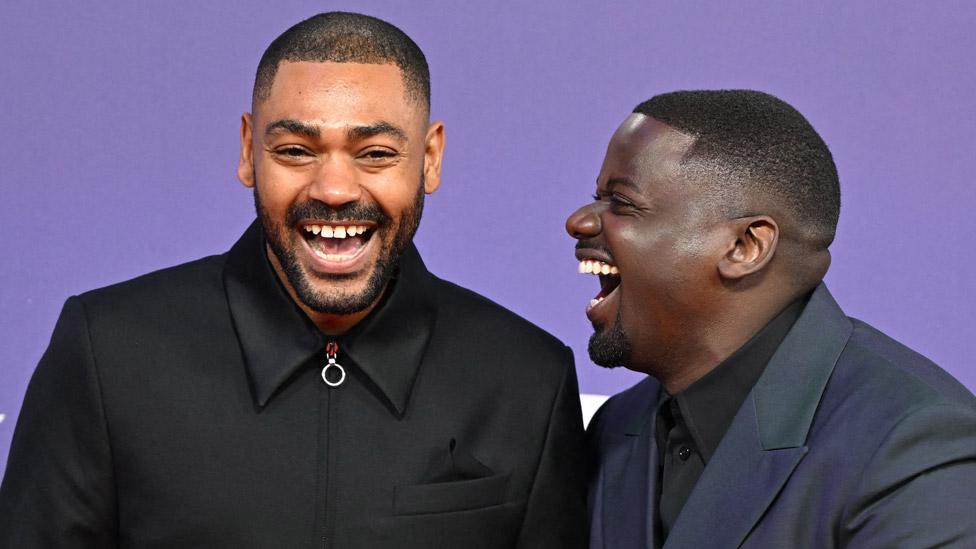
588;312;632;368
254;178;425;315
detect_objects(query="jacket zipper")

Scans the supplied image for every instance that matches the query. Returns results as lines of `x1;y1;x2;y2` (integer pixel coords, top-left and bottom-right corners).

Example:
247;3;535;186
322;385;334;548
320;341;344;548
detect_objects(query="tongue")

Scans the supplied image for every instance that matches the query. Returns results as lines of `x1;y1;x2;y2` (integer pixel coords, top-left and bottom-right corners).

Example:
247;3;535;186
315;235;365;256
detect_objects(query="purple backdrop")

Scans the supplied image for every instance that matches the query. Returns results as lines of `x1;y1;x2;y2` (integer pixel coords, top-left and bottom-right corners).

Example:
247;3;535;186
2;1;975;472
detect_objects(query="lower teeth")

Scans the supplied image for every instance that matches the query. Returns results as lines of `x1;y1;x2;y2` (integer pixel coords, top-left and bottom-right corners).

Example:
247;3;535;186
313;248;357;261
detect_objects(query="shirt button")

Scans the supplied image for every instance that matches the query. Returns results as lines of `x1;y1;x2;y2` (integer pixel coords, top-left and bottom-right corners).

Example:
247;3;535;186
678;446;693;461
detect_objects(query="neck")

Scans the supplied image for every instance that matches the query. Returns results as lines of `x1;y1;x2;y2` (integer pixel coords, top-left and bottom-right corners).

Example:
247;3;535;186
641;295;794;395
648;338;743;396
265;244;384;336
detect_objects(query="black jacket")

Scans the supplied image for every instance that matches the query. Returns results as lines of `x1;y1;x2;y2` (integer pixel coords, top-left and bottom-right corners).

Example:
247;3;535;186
1;221;588;548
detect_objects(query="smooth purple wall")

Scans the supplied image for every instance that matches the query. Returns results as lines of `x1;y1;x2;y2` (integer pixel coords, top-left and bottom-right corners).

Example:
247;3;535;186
2;1;974;472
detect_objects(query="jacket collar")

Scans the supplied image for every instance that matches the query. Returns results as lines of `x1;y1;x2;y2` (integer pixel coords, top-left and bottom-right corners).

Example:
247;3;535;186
663;283;852;548
667;294;808;462
597;284;852;548
614;284;849;442
222;220;436;416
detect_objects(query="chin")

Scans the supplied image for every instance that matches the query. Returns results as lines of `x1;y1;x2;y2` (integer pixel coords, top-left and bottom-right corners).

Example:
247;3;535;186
587;322;631;369
292;263;389;315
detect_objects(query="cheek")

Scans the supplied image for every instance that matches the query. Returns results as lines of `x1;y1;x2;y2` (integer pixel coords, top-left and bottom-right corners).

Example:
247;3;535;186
362;174;423;216
254;160;306;201
255;182;297;218
616;236;713;309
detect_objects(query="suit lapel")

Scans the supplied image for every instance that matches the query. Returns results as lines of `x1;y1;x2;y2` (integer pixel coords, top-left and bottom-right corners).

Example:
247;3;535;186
604;414;658;548
662;397;808;548
597;381;661;549
664;284;852;548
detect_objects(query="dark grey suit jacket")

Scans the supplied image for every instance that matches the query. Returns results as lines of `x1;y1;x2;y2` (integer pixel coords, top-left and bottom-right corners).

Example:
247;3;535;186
587;284;976;548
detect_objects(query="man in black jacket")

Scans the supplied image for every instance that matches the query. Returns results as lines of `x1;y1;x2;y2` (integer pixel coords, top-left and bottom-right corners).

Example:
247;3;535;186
0;12;587;548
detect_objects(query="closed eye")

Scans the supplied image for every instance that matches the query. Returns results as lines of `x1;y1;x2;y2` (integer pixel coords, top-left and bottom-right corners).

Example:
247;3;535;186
609;193;633;207
592;192;632;208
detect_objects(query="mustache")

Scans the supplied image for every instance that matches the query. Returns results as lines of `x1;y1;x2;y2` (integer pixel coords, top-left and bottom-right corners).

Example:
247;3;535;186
285;200;390;227
575;240;612;257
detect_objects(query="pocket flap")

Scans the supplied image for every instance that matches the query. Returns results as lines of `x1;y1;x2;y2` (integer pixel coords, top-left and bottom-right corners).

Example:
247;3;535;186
394;472;510;516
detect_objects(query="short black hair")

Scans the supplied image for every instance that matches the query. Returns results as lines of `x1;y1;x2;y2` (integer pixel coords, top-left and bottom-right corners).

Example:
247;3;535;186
635;90;840;247
253;12;430;114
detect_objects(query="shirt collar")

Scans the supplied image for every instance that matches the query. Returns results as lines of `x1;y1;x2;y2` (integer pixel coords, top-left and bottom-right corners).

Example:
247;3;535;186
223;220;436;416
665;294;810;462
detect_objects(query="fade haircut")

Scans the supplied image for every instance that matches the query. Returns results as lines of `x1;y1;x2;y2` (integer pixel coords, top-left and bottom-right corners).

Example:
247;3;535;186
635;90;840;247
253;12;430;114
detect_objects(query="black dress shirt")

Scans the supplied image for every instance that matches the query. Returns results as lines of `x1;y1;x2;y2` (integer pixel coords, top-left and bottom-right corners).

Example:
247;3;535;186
655;295;809;542
0;221;588;548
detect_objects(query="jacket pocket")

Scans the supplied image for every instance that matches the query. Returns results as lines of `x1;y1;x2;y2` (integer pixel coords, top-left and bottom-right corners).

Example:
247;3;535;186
394;472;511;516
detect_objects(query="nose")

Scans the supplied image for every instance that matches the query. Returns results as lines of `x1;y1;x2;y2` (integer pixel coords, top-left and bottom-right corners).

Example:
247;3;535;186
566;202;602;240
307;157;362;208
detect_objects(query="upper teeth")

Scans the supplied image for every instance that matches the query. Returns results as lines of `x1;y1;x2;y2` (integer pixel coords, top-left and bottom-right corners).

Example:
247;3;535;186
304;224;369;238
578;259;619;276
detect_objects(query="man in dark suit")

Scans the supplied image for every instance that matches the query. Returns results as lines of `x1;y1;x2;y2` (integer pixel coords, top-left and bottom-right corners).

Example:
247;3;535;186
567;90;976;548
0;12;587;547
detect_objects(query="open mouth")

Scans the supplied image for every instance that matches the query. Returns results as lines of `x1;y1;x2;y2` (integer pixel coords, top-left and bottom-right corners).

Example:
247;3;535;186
300;222;377;269
578;258;621;317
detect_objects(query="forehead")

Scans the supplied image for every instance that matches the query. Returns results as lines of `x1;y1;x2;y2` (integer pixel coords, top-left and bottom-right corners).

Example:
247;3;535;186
601;114;696;192
255;61;423;129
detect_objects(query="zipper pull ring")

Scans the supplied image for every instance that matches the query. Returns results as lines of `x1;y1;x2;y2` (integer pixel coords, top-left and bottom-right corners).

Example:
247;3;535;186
321;341;346;387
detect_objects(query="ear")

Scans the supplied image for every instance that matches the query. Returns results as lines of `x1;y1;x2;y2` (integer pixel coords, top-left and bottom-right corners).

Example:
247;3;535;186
422;120;445;194
717;216;779;280
237;112;255;189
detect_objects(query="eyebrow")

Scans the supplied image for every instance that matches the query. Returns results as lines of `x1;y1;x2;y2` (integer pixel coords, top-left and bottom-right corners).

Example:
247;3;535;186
605;177;641;193
265;119;320;138
263;119;408;144
346;121;407;143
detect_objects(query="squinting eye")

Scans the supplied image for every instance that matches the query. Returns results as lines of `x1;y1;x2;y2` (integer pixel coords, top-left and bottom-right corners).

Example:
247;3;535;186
609;195;631;207
277;147;309;157
362;149;396;159
358;149;400;167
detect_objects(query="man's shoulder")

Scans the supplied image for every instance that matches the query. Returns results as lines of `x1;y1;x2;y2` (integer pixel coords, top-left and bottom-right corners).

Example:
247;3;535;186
74;253;228;318
845;318;975;406
829;317;975;411
428;275;570;357
804;317;976;542
805;315;976;464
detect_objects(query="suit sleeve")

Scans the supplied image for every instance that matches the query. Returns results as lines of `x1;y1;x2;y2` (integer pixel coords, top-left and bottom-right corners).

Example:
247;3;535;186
515;346;589;548
840;402;976;548
0;297;117;547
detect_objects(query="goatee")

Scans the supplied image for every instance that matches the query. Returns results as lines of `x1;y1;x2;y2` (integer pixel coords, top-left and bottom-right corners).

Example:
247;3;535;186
587;316;631;368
